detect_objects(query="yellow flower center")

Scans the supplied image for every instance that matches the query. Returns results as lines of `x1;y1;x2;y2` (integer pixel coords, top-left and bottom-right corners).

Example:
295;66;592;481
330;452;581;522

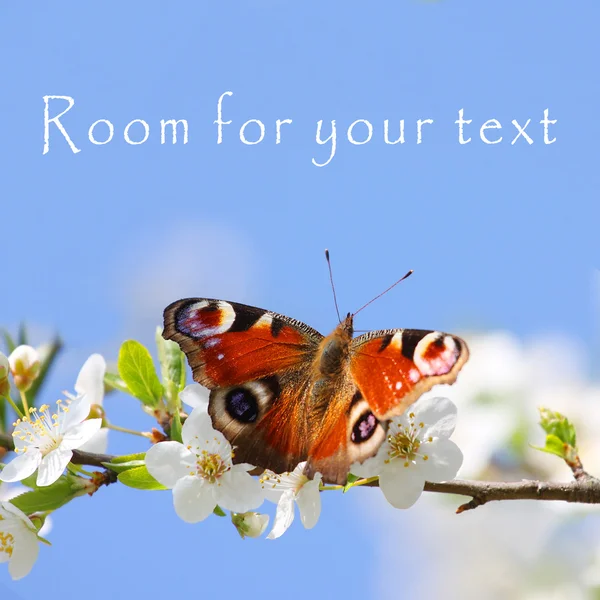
195;450;229;484
386;412;431;467
12;400;71;455
0;518;15;559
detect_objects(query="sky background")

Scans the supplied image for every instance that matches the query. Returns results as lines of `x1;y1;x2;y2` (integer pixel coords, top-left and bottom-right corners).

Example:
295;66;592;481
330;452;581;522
1;1;600;598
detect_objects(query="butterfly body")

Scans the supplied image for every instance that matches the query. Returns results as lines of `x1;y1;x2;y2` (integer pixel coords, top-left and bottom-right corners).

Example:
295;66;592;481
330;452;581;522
163;298;469;485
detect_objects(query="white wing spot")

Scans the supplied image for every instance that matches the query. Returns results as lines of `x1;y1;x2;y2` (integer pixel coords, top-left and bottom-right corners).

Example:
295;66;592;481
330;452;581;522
409;369;421;383
395;381;403;390
390;332;403;350
255;313;274;328
217;353;224;360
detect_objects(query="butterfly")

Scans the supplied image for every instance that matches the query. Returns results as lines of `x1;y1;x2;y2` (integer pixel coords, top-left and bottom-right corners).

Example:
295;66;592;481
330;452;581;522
163;294;469;485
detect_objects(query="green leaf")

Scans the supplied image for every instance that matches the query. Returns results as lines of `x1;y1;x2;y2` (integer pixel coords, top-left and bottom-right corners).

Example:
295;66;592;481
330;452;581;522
104;371;130;395
16;323;27;347
118;340;163;407
103;451;147;473
532;434;567;459
0;395;5;432
9;476;81;513
118;465;167;490
538;408;577;448
110;452;147;464
213;505;226;517
171;410;183;444
103;460;146;474
1;329;16;354
156;327;186;410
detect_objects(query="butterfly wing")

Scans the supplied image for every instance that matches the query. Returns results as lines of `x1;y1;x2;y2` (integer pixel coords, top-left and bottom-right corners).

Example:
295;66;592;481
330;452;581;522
163;298;323;473
304;383;388;485
349;328;469;421
304;328;469;484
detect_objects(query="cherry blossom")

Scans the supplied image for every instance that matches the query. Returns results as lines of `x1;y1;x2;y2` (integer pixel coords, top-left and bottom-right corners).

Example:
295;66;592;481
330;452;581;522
261;462;322;539
145;406;264;523
0;394;102;486
0;501;40;580
351;396;462;509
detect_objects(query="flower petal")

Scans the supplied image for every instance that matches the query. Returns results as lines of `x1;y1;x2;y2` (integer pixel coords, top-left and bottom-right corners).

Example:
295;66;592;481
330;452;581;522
180;384;210;411
36;447;73;486
296;474;322;529
0;450;42;483
61;419;102;450
172;476;215;523
349;453;384;478
77;428;109;454
74;354;106;407
378;465;426;509
419;438;463;482
181;406;227;449
60;394;92;431
262;487;284;504
0;501;35;529
8;527;39;580
412;396;458;439
267;489;295;539
217;467;264;513
145;441;194;489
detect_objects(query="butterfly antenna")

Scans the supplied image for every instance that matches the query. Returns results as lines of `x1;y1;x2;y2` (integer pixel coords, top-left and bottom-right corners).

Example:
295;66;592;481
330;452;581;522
325;249;342;323
353;269;414;317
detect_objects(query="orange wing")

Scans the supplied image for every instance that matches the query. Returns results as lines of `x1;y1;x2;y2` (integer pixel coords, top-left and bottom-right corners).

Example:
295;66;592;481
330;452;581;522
163;298;323;472
350;329;469;421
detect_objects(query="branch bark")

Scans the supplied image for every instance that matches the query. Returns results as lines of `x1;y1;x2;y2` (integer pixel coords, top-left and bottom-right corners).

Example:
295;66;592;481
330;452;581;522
2;431;600;513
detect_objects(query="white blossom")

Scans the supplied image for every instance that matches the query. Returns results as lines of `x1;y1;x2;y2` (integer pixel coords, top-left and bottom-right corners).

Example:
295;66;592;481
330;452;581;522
179;383;209;411
70;354;109;454
261;462;322;539
145;406;264;523
0;394;102;486
351;396;462;509
0;484;52;537
0;501;40;580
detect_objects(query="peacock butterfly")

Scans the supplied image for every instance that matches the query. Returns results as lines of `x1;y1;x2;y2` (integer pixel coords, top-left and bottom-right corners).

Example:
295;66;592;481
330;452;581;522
163;279;469;485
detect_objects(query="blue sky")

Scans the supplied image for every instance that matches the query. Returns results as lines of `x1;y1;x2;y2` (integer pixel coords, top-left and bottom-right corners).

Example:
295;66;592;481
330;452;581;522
1;1;599;598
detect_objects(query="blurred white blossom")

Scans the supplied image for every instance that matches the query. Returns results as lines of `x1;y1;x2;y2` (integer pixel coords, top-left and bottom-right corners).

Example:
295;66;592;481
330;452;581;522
8;345;40;392
365;323;600;600
0;352;9;397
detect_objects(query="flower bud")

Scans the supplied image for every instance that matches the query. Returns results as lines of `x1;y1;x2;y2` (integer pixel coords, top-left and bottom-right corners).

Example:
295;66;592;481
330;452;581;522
0;352;10;397
8;345;40;392
87;404;105;421
231;512;269;539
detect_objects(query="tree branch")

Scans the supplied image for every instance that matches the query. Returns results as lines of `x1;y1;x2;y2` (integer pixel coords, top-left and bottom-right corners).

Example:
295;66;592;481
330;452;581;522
2;431;600;513
422;478;600;513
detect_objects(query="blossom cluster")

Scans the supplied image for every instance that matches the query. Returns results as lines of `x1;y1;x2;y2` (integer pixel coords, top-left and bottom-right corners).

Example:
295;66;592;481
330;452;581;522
0;339;464;581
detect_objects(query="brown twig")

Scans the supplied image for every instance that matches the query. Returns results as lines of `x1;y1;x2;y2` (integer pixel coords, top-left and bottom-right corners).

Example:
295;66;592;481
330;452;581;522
423;478;600;513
